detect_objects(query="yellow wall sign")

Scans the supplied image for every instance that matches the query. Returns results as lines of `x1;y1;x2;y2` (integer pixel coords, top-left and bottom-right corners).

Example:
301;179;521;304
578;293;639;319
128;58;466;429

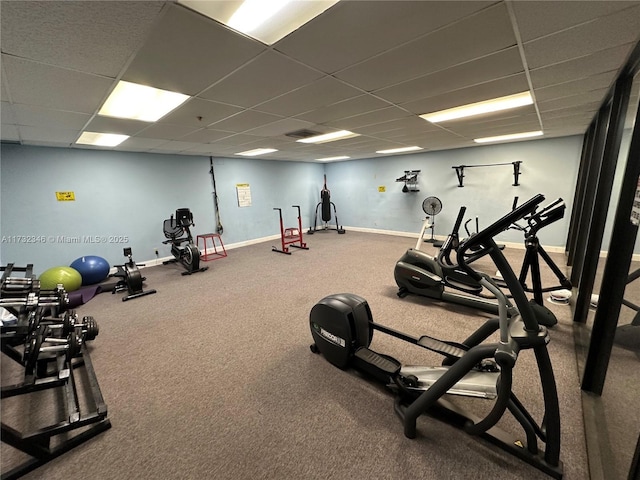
378;186;386;192
55;191;75;201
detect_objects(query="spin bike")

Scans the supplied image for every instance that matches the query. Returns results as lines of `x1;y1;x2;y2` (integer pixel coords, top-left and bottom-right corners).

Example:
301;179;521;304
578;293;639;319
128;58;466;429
162;208;208;276
310;194;563;479
307;175;345;234
110;247;157;301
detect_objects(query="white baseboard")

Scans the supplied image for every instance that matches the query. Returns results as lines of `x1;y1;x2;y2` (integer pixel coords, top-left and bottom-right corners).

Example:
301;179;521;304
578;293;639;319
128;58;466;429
132;227;639;268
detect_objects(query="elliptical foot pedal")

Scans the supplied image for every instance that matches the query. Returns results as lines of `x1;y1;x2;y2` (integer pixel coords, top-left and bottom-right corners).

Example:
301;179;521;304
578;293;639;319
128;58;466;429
353;347;401;383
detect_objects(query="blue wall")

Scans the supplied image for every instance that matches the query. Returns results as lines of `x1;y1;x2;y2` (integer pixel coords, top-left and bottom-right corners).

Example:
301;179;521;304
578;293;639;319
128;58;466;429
0;144;324;274
326;135;584;247
1;136;585;275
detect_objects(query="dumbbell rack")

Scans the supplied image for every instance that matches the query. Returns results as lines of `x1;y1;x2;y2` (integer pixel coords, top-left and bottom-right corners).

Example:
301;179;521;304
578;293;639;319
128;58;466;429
1;264;111;480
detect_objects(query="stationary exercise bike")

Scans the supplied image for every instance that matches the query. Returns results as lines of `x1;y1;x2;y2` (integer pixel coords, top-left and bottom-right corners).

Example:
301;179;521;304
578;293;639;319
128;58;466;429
110;247;157;301
162;208;208;276
309;194;563;479
307;175;345;234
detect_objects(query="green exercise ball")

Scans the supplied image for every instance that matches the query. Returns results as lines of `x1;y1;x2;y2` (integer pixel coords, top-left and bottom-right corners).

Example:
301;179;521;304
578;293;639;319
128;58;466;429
39;266;83;292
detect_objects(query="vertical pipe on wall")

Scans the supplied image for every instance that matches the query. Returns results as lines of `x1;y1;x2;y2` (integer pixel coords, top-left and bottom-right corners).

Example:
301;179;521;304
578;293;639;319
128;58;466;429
573;76;632;325
581;86;639;394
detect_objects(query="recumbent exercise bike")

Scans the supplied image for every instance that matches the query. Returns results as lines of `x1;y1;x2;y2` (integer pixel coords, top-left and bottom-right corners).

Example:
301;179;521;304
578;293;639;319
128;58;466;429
162;208;208;276
310;194;563;479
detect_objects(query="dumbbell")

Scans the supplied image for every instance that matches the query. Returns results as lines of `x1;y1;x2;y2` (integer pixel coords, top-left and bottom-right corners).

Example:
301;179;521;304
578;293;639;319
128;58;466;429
49;311;99;341
22;326;82;371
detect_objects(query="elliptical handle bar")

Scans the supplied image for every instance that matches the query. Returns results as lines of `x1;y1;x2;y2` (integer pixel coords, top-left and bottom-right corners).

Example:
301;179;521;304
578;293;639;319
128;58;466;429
451;205;467;235
457;194;546;281
437;206;466;269
527;198;565;236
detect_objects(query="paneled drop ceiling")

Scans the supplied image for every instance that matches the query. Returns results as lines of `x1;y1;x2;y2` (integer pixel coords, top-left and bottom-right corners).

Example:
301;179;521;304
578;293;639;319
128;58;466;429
2;1;640;162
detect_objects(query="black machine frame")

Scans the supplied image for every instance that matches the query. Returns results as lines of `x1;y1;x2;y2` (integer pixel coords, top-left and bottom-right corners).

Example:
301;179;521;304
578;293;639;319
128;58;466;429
162;208;208;275
1;264;110;480
309;195;563;479
110;247;157;301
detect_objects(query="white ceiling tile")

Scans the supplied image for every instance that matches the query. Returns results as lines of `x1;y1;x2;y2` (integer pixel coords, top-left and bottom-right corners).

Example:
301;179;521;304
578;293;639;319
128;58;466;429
524;6;640;70
374;47;524;104
2;1;637;158
19;125;78;144
122;4;266;95
134;123;201;140
0;1;164;77
208;110;283;133
199;50;324;108
158;98;243;128
529;44;636;89
3;55;114;114
255;77;362;117
535;71;618;103
275;1;494;73
116;137;168;151
401;73;530;115
244;118;317;137
1;102;16;124
538;89;610;112
512;1;637;42
12;104;91;130
209;133;267;147
326;106;412;130
178;129;235;143
86;116;154;136
1;124;20;141
295;94;391;124
335;3;516;91
148;140;200;153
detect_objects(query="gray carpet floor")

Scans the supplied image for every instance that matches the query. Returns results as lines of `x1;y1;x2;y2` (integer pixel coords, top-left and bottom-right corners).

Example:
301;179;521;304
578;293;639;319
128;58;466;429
2;230;589;479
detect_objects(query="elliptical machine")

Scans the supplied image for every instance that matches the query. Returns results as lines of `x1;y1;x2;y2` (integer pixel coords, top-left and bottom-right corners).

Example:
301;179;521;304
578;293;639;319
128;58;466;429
162;208;208;276
395;205;505;314
506;197;572;306
309;194;563;479
307;175;345;234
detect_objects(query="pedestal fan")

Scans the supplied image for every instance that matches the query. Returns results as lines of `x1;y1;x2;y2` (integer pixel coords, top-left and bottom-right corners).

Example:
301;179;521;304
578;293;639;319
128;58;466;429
422;196;443;248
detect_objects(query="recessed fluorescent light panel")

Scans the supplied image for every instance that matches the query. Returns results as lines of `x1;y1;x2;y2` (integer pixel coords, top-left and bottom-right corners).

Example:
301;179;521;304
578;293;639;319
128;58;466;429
420;92;533;123
76;132;129;147
98;80;190;122
376;146;422;154
178;0;340;45
474;131;543;144
297;130;359;144
236;148;278;156
316;156;350;162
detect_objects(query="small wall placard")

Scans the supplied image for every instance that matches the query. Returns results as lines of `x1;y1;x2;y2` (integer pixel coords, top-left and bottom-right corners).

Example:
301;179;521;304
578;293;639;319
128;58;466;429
55;191;75;201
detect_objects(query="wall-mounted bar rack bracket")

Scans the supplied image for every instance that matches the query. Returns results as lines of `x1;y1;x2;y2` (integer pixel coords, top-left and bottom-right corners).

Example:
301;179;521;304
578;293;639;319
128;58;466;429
452;161;522;187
